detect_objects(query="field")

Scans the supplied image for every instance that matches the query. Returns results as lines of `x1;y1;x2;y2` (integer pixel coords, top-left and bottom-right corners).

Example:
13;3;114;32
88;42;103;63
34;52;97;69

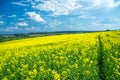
0;31;120;80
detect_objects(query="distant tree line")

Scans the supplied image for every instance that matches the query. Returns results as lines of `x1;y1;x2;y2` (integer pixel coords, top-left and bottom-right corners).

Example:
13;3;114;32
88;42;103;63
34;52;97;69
0;30;119;42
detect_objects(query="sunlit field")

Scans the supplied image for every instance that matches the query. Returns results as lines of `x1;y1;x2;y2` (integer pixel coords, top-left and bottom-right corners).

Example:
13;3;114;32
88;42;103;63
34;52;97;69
0;31;120;80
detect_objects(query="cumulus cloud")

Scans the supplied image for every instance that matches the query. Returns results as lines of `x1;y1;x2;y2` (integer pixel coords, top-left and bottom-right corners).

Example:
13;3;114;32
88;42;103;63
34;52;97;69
26;12;45;23
106;0;120;8
87;0;120;8
16;22;28;26
27;0;120;16
31;0;82;15
0;21;4;25
11;0;120;16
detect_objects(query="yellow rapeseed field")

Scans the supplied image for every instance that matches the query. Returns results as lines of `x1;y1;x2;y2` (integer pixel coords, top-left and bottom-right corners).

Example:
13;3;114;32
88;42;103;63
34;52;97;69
0;31;120;80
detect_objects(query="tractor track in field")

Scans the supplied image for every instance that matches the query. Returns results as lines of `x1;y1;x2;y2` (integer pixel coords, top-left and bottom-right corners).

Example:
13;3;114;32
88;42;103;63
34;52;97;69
98;35;106;80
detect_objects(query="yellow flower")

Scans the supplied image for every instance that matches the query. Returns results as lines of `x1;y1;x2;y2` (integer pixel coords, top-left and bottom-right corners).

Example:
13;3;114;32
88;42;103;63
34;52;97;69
29;69;37;78
22;64;28;69
26;77;31;80
84;70;90;75
90;60;93;64
10;73;15;77
2;77;8;80
83;58;89;63
51;70;60;80
73;63;78;69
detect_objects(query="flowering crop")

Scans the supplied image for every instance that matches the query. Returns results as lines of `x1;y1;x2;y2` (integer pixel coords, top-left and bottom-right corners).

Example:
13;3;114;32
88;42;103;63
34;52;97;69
0;31;119;80
100;31;120;79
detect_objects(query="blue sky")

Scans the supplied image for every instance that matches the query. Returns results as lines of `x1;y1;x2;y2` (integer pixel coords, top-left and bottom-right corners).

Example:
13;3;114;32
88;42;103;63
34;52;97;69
0;0;120;34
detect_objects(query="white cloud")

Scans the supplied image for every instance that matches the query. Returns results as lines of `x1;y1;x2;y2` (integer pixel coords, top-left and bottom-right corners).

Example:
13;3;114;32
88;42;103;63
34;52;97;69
6;27;18;31
12;2;28;6
28;0;120;16
90;22;120;30
0;26;40;32
83;0;120;8
26;12;45;23
48;20;61;29
0;27;19;31
79;15;95;19
103;0;120;8
16;22;28;26
18;18;24;21
8;14;16;18
0;21;4;25
25;26;40;31
32;0;82;15
20;0;32;3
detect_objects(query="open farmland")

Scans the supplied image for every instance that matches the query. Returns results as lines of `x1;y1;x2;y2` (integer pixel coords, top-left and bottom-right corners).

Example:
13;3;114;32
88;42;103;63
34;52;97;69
0;31;120;80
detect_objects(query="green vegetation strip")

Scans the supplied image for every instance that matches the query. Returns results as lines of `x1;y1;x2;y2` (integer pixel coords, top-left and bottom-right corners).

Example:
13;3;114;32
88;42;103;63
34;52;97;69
98;35;106;80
